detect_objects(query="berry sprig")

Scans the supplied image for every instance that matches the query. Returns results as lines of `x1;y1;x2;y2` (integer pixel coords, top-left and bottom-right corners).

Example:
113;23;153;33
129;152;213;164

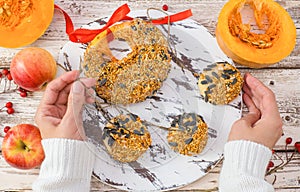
0;68;15;93
0;101;15;114
1;68;30;97
266;137;298;179
18;87;28;98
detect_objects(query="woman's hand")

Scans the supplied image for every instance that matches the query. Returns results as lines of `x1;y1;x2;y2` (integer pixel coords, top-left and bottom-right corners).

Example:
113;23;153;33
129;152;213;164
35;70;96;140
228;73;283;149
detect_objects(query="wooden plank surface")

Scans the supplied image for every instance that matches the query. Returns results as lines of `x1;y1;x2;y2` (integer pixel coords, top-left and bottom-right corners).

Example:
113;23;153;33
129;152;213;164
1;0;300;191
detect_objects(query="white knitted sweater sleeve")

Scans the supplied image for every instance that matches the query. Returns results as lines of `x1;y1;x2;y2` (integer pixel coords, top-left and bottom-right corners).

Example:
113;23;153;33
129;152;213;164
219;140;274;192
32;138;96;192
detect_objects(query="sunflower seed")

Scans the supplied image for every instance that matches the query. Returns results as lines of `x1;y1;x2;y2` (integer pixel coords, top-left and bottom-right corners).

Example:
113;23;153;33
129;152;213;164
98;78;107;86
205;75;213;83
204;94;209;102
108;136;115;146
231;78;237;85
119;118;130;125
205;89;212;95
201;80;208;85
221;73;230;79
133;129;144;136
212;71;219;79
184;138;193;144
207;63;217;68
178;124;185;131
224;69;237;75
169;142;178;147
208;84;216;90
192;125;198;133
131;25;137;31
102;132;108;140
129;113;138;121
183;120;196;127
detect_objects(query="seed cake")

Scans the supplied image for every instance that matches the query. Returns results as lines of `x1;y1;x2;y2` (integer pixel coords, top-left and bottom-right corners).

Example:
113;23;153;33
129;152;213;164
167;113;208;156
102;114;152;163
83;19;171;104
198;62;243;105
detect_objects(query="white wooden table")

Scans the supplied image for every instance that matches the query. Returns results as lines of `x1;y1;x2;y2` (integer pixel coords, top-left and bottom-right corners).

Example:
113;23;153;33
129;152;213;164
1;1;300;191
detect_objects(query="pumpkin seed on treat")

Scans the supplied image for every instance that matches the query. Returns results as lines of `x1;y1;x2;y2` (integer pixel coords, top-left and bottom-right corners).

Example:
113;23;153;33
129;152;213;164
198;62;243;105
102;114;152;163
216;0;296;68
167;113;208;156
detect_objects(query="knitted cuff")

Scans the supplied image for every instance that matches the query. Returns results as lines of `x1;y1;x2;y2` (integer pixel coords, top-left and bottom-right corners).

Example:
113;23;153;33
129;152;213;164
39;138;96;182
222;140;272;179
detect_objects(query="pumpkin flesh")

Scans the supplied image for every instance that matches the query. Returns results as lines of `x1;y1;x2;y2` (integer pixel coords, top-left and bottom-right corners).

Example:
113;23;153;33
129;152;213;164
216;0;296;68
0;0;54;48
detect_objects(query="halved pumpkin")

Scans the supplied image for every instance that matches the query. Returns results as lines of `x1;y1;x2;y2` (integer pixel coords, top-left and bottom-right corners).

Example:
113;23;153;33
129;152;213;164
0;0;54;48
216;0;296;68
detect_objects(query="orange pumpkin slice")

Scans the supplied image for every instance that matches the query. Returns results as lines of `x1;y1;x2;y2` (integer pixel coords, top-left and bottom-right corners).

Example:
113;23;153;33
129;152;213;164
216;0;296;68
0;0;54;48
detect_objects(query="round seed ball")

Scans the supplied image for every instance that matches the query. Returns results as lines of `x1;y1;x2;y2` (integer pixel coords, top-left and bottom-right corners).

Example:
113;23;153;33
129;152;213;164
167;113;208;156
198;62;243;105
102;114;152;163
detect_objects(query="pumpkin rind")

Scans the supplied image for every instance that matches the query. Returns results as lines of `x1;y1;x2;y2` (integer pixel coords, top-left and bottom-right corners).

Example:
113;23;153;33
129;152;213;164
0;0;54;48
216;0;296;68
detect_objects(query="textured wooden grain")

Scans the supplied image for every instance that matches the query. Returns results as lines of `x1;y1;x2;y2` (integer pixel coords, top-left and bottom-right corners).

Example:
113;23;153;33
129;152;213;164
1;151;299;191
0;0;300;191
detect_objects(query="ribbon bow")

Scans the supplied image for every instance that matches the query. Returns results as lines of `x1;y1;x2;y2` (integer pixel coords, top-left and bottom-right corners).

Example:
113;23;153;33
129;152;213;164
55;4;193;44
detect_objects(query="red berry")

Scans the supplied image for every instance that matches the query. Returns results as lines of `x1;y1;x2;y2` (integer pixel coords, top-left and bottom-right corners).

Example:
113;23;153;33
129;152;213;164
295;142;300;153
272;149;275;154
7;107;14;114
268;161;274;168
162;4;169;11
4;126;11;133
286;137;293;145
0;73;2;78
2;69;9;76
20;91;28;97
5;102;13;108
6;72;13;81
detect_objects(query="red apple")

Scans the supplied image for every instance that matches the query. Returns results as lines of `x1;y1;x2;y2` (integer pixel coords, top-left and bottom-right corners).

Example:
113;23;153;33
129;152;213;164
1;124;45;169
10;47;57;92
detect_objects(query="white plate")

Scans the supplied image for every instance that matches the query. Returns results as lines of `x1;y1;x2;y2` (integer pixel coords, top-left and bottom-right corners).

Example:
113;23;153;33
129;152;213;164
58;9;242;191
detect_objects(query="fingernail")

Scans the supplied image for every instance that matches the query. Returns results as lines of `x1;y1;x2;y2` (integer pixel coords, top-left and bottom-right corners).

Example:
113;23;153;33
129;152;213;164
73;81;83;94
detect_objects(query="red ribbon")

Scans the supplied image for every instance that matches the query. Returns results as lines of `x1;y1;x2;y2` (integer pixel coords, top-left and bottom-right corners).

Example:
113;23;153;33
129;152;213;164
54;4;192;43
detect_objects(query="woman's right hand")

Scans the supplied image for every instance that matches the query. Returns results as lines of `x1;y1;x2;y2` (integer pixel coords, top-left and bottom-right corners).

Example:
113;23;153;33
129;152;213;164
228;73;283;150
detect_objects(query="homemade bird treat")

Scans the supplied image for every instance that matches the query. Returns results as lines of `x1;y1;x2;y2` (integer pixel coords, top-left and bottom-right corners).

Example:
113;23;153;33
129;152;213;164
83;19;171;104
102;114;152;162
198;62;243;105
167;113;208;156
